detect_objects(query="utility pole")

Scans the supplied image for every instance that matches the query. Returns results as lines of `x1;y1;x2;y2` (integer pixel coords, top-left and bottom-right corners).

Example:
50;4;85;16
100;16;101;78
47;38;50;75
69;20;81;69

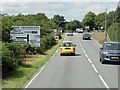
104;8;107;42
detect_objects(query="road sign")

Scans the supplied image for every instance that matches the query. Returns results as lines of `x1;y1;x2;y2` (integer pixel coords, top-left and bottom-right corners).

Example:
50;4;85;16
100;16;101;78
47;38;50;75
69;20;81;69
54;36;59;40
10;26;40;47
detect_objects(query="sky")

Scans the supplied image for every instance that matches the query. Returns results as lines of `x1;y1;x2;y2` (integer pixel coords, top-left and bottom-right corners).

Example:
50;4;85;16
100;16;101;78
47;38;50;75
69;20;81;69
0;0;119;21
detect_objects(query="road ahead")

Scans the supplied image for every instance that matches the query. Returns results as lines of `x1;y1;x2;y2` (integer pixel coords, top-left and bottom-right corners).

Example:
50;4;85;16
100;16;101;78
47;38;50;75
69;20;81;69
25;33;118;88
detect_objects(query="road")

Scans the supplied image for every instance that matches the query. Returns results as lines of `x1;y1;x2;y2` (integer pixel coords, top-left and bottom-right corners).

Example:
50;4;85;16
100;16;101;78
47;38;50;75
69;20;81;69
24;33;118;89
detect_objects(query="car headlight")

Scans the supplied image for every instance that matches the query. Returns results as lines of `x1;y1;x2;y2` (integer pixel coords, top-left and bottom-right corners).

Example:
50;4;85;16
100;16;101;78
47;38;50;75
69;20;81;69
103;51;108;55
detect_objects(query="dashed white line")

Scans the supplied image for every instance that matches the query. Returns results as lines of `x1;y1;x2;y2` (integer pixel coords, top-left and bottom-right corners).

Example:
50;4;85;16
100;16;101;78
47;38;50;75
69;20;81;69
88;58;92;64
92;64;98;73
78;36;109;89
83;50;86;53
85;54;88;58
25;65;45;88
98;75;109;88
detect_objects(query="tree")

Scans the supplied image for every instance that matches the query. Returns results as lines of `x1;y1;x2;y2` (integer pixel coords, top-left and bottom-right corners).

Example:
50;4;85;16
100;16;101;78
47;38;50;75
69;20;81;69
94;12;105;30
115;6;120;23
51;15;66;29
82;12;96;31
65;20;82;31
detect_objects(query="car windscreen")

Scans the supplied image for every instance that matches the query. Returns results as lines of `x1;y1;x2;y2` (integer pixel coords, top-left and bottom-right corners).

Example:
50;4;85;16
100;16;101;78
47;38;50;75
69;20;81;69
62;43;74;47
84;34;90;36
104;43;120;50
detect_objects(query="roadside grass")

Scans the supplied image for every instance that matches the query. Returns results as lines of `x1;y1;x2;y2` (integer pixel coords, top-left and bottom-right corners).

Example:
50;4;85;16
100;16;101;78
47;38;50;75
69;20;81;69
91;31;110;45
2;35;64;88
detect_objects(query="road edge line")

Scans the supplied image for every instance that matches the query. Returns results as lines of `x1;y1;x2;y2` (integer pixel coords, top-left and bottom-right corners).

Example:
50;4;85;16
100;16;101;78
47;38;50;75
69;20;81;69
25;65;45;88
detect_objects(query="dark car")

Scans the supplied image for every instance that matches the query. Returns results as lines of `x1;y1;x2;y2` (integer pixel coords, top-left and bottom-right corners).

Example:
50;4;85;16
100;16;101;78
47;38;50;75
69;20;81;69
67;32;73;36
83;33;91;40
99;42;120;64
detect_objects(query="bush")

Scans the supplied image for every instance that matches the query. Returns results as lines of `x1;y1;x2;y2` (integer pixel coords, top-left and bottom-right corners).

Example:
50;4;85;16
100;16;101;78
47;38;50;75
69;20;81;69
107;23;120;42
1;42;29;78
1;42;18;78
6;42;25;66
38;35;56;54
56;32;62;39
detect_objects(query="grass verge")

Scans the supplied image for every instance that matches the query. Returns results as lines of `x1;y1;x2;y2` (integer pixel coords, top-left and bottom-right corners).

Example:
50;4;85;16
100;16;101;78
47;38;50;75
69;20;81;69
2;35;64;89
91;31;110;45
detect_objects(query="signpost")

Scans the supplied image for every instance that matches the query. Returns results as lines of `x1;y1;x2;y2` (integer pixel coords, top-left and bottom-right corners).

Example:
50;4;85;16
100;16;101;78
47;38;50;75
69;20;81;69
10;26;40;47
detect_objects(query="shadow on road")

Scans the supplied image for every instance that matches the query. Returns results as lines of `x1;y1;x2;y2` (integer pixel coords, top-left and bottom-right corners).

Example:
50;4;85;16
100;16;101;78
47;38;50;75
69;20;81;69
75;53;81;56
61;53;81;56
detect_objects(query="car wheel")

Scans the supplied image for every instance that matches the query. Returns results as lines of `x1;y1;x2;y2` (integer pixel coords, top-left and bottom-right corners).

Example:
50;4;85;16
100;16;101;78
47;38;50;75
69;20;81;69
101;60;106;64
100;58;102;62
60;54;63;56
73;53;75;56
71;53;75;56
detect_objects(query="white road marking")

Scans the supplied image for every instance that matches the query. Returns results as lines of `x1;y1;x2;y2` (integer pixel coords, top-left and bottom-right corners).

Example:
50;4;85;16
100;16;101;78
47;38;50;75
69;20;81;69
83;50;86;54
92;64;98;73
91;37;102;46
81;47;84;51
98;75;109;88
78;36;109;89
52;48;59;58
85;54;88;58
25;65;45;88
88;58;92;64
25;34;67;88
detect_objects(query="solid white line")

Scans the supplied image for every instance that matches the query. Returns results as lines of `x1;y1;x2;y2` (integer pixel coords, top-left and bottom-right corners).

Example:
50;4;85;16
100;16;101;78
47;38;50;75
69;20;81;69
88;58;92;64
25;34;66;88
52;48;59;58
55;49;59;53
91;37;102;46
92;64;98;73
25;65;45;88
98;75;109;89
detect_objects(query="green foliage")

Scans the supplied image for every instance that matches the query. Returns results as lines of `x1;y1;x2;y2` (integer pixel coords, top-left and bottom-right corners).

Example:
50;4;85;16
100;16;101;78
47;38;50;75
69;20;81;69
94;12;105;30
1;42;30;78
51;14;66;30
115;6;120;23
107;11;115;28
1;12;58;42
1;42;18;78
82;11;96;31
56;32;62;39
107;23;120;42
65;20;82;31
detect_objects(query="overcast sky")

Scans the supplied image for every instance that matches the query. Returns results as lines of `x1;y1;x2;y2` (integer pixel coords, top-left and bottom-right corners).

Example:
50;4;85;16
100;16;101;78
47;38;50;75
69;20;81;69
0;0;119;21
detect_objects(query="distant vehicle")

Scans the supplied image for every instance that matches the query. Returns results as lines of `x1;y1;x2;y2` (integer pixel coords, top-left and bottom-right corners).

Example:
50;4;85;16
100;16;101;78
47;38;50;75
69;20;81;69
83;33;91;40
76;28;84;33
99;42;120;64
67;32;73;36
60;41;76;56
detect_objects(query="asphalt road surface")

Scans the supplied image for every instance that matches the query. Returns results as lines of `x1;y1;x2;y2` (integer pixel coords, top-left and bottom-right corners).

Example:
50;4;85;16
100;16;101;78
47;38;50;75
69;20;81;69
24;33;118;89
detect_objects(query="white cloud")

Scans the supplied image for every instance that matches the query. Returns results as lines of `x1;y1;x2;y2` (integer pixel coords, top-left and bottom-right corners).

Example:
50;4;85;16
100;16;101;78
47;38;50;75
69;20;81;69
0;0;119;2
0;2;119;21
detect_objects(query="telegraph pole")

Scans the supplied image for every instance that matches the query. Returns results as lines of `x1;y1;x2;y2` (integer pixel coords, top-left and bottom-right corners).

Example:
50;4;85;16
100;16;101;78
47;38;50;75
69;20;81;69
104;8;107;41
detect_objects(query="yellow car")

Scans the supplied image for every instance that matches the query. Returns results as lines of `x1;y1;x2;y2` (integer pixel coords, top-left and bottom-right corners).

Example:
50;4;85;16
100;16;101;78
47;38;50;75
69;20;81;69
60;41;76;56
